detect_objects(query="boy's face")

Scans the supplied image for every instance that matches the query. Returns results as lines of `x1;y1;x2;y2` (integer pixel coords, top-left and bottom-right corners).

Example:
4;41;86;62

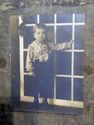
34;28;46;43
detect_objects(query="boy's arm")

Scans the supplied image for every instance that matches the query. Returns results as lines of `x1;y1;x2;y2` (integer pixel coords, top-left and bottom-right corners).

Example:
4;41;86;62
49;40;74;50
26;46;35;76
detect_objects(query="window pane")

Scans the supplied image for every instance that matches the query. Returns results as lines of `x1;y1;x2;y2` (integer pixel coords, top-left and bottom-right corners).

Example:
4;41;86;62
24;76;37;96
40;14;54;23
74;78;83;101
75;14;85;23
23;27;34;48
22;15;37;24
74;53;84;75
24;52;27;72
74;26;85;49
56;77;71;100
46;26;54;42
57;14;72;23
57;26;72;43
56;52;71;75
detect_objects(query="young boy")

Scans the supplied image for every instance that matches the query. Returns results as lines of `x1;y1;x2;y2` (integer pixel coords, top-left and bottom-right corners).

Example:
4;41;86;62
26;23;73;104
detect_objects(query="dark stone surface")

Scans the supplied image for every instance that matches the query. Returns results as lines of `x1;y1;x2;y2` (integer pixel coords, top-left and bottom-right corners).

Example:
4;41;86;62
0;1;94;125
0;104;13;125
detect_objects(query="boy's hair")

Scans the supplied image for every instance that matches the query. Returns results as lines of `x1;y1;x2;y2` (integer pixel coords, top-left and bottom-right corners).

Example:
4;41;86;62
33;23;46;33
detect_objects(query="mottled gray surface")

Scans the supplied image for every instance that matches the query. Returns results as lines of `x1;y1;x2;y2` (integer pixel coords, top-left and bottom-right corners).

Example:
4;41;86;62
0;1;94;125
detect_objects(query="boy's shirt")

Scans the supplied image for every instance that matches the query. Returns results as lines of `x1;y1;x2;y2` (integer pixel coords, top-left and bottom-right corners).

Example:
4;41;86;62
26;40;71;72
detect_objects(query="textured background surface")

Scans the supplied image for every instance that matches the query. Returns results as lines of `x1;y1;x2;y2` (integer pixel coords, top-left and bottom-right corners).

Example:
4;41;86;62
0;0;94;125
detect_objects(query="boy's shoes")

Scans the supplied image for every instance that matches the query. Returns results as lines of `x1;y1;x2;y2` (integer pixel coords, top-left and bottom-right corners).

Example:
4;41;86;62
31;97;48;104
38;97;43;103
38;97;48;104
34;98;39;103
43;98;48;104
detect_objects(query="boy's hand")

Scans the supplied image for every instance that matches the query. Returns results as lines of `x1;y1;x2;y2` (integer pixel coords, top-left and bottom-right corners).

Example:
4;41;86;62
28;71;35;77
67;40;74;48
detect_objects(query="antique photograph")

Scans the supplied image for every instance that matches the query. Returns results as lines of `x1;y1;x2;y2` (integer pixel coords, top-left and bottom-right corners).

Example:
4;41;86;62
11;13;85;114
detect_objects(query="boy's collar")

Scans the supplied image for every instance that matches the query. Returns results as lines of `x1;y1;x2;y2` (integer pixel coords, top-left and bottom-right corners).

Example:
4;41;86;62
35;40;45;45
